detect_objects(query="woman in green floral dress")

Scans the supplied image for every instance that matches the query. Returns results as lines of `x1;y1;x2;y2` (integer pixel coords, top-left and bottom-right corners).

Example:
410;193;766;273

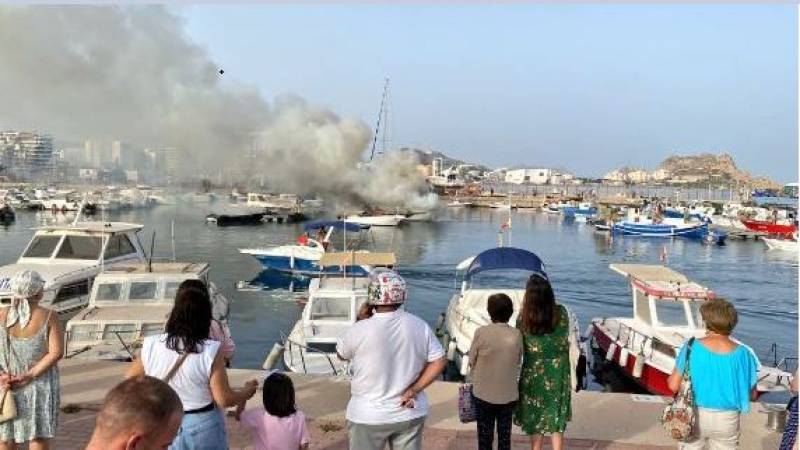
514;275;570;450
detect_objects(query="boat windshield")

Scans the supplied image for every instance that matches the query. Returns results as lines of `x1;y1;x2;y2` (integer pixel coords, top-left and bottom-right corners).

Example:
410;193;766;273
655;300;699;328
23;236;62;258
467;269;535;291
310;297;351;322
56;236;103;260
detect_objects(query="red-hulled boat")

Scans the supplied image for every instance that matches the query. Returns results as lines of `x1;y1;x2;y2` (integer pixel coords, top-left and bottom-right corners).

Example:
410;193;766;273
740;219;797;237
588;264;791;397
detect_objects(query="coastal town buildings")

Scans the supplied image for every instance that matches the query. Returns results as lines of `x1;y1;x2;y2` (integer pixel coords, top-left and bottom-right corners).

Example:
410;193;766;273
0;131;55;179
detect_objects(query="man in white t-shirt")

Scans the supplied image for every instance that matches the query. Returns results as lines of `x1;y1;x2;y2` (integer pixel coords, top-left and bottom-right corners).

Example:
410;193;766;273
337;268;447;450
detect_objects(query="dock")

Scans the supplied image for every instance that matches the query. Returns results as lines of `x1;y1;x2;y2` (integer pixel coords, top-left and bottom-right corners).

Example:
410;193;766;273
56;359;783;449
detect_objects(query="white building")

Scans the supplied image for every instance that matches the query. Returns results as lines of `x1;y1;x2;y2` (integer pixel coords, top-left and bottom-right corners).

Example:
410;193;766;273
79;168;99;181
0;131;55;177
626;169;649;184
650;168;670;182
603;170;626;183
505;168;552;185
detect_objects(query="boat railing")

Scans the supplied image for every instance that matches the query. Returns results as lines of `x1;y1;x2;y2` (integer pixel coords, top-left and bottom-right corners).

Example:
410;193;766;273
768;343;798;373
281;331;339;376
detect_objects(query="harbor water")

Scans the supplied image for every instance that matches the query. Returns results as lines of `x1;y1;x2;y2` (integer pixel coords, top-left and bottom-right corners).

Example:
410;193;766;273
0;206;796;383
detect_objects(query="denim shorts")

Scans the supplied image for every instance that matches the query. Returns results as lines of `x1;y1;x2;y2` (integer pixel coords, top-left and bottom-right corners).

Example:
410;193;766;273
169;407;227;450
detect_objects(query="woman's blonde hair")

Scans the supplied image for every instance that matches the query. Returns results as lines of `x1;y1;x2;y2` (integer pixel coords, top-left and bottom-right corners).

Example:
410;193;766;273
700;298;738;335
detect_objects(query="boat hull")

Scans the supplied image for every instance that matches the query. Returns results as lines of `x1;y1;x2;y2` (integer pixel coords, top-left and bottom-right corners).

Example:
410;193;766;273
249;253;369;277
741;220;797;237
589;322;672;396
612;222;716;241
763;238;799;252
345;215;405;226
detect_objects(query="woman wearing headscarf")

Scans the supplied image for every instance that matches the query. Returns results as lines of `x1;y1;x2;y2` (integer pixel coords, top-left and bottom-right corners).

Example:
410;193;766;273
0;270;63;450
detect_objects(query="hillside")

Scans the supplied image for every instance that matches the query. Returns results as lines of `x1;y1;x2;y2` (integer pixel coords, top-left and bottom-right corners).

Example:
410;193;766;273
658;153;780;189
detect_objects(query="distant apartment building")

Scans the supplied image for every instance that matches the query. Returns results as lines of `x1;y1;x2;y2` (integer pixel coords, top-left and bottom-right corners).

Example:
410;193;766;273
604;167;649;184
626;169;649;184
0;131;55;178
650;168;671;182
505;168;552;185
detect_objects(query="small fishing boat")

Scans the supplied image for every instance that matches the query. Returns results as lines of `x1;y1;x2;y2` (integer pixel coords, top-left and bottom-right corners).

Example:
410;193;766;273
238;220;373;276
271;252;397;375
612;209;726;244
588;264;791;397
563;202;598;222
741;219;797;237
0;221;148;320
345;213;406;227
205;211;266;226
447;199;475;208
763;235;799;253
404;211;433;222
64;262;231;360
588;218;612;231
439;247;585;377
0;202;15;224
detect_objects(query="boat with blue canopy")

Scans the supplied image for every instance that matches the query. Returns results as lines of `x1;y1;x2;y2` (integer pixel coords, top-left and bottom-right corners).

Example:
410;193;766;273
238;219;374;276
439;246;584;379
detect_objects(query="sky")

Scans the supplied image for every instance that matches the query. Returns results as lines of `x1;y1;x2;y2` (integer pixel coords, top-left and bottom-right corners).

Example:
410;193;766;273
180;4;797;182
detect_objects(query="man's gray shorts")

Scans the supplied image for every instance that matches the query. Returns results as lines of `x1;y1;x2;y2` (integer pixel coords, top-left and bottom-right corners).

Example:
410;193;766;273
347;417;426;450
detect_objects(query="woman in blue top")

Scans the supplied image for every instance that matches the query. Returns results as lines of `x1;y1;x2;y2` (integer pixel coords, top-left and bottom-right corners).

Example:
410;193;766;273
667;298;758;450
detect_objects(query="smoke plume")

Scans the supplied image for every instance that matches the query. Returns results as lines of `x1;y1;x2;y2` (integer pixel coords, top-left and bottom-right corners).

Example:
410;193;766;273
0;5;435;210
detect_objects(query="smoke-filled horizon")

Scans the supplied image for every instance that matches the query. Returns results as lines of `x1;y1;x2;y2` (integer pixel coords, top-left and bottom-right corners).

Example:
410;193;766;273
0;5;435;210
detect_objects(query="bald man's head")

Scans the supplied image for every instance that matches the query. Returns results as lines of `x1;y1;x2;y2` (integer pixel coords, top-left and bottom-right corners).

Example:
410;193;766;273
86;376;183;450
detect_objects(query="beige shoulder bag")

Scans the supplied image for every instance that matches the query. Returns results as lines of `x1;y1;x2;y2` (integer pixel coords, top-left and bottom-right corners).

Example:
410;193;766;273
0;329;18;423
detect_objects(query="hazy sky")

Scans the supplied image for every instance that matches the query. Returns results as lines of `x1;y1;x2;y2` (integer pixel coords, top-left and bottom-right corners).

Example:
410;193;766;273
181;4;797;182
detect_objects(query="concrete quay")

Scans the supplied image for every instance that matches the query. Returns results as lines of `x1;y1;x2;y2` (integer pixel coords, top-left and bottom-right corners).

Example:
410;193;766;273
56;359;782;449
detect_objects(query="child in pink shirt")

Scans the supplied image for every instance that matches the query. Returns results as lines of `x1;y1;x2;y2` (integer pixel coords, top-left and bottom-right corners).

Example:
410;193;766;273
237;372;310;450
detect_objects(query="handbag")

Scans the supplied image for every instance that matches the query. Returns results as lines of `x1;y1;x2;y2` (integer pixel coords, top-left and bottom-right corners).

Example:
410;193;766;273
0;329;17;423
457;383;477;423
660;337;696;442
0;388;16;423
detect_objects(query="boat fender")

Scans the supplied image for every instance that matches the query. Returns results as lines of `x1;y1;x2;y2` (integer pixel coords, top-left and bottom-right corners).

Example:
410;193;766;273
446;341;457;361
583;323;595;340
605;342;617;361
459;355;470;376
632;352;645;378
618;347;629;368
262;342;285;370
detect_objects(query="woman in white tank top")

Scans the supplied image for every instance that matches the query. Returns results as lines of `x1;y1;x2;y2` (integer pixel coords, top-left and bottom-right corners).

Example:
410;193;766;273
127;281;257;450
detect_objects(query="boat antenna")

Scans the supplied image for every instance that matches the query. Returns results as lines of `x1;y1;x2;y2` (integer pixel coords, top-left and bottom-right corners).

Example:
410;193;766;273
369;77;390;162
147;231;156;273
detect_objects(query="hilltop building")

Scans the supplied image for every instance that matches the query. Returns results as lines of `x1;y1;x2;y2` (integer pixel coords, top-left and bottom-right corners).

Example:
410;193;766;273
0;131;55;179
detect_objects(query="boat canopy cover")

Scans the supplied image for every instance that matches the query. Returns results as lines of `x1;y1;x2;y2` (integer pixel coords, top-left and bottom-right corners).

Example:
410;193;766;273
609;264;714;300
319;252;396;268
464;247;546;280
303;220;367;232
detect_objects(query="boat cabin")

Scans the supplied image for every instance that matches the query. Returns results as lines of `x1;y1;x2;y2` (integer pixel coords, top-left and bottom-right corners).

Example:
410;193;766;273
0;222;147;315
282;252;396;374
610;263;711;343
65;262;229;360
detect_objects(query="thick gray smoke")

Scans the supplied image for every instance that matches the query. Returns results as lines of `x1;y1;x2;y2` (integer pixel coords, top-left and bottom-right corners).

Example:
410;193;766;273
0;5;435;210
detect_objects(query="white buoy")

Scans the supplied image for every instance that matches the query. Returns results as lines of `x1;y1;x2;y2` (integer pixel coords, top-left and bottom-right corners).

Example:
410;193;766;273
605;342;617;361
632;353;645;378
460;355;470;376
447;341;457;361
262;343;285;370
618;347;629;368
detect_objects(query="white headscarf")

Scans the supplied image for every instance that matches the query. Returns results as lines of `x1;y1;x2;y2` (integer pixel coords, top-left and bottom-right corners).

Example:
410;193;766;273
7;270;45;329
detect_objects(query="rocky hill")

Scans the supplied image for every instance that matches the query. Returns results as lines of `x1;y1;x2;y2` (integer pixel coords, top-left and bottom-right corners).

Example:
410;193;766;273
658;153;780;189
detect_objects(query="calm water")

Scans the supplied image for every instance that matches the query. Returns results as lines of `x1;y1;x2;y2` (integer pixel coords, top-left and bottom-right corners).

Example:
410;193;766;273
0;205;797;374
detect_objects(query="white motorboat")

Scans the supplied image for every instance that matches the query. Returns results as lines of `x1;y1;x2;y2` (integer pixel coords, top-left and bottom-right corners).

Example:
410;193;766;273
0;221;148;320
278;252;396;375
345;213;406;227
588;264;791;396
440;247;583;377
763;237;799;253
447;199;475;208
64;262;232;360
239;220;374;276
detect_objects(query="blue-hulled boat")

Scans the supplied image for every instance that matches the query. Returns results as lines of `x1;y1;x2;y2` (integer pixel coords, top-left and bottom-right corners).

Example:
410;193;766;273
612;216;726;245
238;220;373;276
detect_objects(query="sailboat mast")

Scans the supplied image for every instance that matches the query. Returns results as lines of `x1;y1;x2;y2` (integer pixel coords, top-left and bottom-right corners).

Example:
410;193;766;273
369;77;390;161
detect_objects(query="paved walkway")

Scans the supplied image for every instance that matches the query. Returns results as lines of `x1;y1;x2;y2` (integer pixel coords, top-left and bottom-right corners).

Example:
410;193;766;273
54;359;781;449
